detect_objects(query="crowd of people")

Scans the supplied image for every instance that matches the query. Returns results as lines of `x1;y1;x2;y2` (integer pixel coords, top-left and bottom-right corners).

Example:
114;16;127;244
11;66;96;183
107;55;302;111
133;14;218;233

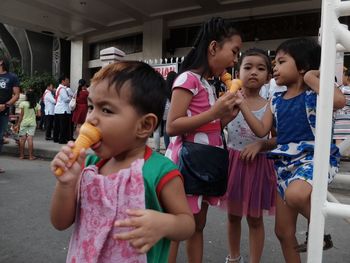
1;15;350;263
0;60;89;168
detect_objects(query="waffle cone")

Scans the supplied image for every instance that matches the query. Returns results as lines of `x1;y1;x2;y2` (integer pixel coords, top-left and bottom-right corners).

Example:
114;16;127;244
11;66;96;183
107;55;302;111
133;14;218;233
54;123;101;176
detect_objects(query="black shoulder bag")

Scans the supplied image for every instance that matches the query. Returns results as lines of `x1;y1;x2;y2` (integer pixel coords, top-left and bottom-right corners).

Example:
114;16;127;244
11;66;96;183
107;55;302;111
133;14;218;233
178;132;229;196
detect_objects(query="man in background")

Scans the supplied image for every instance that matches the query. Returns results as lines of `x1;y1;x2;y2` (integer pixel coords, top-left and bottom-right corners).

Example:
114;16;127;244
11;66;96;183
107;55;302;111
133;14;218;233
0;57;20;173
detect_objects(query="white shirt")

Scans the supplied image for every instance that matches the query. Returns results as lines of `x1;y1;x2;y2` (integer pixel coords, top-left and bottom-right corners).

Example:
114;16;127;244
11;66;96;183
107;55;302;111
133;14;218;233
259;79;287;99
54;84;71;114
43;89;56;115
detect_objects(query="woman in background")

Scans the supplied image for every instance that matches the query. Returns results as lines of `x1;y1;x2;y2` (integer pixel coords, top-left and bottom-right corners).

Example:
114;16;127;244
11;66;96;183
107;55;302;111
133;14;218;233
72;79;89;136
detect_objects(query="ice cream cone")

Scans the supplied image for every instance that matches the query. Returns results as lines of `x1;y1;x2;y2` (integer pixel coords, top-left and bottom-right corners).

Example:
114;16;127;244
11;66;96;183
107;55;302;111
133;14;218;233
54;122;101;176
221;72;242;93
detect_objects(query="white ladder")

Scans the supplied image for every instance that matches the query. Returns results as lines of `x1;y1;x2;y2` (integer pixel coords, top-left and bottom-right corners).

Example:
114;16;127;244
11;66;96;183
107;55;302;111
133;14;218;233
308;0;350;262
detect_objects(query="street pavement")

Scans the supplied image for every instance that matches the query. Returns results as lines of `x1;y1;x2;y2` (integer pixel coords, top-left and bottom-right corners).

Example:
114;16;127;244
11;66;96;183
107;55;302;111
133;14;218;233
1;131;350;262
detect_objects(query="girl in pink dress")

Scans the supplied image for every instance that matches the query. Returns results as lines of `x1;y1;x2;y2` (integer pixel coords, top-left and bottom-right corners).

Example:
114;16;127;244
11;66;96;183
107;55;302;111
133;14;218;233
221;48;276;263
165;17;242;262
50;61;195;263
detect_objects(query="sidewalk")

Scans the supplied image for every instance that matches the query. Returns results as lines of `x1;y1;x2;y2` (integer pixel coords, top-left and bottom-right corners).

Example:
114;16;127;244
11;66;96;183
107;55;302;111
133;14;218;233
2;130;349;191
1;130;166;160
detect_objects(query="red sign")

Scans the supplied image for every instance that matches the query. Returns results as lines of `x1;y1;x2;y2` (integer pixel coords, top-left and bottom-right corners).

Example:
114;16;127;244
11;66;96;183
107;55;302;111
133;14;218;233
153;63;178;79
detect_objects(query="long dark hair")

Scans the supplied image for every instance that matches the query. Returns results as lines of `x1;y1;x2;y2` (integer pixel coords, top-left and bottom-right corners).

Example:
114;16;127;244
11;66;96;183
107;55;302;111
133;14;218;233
180;17;241;77
77;79;86;97
166;71;177;100
26;90;37;109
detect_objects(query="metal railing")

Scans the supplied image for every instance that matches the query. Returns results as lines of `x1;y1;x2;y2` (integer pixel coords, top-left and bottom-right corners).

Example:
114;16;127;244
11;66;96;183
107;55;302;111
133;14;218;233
308;0;350;262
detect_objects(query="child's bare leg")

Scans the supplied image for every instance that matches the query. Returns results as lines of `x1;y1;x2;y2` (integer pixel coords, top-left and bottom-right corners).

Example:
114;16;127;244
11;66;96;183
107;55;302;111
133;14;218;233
275;194;300;263
285;180;312;221
227;214;242;260
27;135;35;160
168;241;179;263
247;216;264;263
19;136;26;159
186;202;208;263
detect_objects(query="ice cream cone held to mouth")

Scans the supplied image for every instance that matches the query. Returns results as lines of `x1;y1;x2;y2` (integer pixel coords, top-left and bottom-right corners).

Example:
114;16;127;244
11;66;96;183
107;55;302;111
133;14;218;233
54;122;102;176
221;72;242;93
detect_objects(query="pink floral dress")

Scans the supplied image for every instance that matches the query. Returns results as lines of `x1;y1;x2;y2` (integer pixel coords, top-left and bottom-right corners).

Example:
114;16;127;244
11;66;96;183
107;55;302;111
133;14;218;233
66;158;147;263
165;71;224;214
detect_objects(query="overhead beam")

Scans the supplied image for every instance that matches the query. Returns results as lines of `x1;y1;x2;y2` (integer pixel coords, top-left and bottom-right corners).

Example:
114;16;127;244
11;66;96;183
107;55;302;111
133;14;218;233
101;0;149;22
15;0;104;29
0;13;70;38
195;0;220;10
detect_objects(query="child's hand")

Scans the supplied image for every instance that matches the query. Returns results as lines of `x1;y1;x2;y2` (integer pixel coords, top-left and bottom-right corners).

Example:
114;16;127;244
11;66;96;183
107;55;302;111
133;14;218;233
50;141;85;185
113;209;168;254
304;69;320;79
234;90;245;106
304;70;320;89
211;91;238;120
240;140;264;162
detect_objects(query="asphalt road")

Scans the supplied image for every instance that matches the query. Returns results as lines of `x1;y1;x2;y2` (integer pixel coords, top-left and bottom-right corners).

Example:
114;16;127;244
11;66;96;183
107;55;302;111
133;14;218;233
1;156;350;263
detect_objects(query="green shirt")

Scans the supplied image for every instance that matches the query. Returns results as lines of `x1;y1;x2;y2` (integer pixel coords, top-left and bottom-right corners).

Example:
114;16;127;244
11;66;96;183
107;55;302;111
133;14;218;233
19;101;40;127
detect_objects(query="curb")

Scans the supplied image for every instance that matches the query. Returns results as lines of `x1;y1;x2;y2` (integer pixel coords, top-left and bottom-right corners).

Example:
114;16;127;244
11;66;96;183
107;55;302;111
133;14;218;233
2;143;58;160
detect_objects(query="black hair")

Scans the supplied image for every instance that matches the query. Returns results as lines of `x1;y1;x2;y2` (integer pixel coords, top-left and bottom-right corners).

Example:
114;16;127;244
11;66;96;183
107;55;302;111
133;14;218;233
180;17;241;77
0;57;10;72
238;48;272;74
58;75;69;84
26;89;37;109
276;38;321;71
91;61;167;128
166;71;177;101
77;78;87;97
46;82;54;88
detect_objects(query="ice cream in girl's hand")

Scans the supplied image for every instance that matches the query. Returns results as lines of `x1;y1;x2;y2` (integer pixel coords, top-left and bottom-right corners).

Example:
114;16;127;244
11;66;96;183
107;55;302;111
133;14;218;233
54;122;102;176
221;72;242;93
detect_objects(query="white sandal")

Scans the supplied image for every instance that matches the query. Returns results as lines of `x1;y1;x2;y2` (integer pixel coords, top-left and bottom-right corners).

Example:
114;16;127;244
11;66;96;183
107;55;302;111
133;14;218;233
225;255;244;263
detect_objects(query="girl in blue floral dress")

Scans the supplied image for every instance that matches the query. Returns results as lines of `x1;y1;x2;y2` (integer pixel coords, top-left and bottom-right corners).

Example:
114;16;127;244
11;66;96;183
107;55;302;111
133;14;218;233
237;38;345;262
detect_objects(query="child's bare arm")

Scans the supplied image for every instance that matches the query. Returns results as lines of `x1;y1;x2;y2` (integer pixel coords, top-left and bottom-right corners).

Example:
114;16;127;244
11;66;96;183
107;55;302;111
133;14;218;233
304;70;346;109
157;176;195;240
238;95;273;137
167;88;238;136
113;176;194;253
240;137;277;162
17;108;24;128
50;142;85;230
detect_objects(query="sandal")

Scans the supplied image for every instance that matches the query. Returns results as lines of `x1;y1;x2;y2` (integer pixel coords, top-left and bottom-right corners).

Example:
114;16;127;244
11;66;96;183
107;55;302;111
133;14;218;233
295;232;333;253
225;255;244;263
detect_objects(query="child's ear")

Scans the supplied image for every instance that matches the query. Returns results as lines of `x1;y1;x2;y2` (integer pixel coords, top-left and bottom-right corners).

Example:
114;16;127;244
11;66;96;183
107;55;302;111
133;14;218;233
208;40;217;56
136;113;158;139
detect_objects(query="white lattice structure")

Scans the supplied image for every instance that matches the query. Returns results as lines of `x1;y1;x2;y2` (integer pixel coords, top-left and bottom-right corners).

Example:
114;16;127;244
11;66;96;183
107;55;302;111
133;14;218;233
308;0;350;262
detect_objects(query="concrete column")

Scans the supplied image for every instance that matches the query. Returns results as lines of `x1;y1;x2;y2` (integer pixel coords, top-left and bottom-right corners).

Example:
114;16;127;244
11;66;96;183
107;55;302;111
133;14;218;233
143;19;165;61
70;39;88;91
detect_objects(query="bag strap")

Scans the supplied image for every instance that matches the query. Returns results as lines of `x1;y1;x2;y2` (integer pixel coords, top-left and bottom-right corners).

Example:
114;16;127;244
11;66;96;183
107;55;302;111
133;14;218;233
183;121;227;149
55;87;62;102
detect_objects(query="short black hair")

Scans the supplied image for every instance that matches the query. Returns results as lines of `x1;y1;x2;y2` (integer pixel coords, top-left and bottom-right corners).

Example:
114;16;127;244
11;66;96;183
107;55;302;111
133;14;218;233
91;61;167;128
0;57;10;72
276;38;321;72
58;75;69;84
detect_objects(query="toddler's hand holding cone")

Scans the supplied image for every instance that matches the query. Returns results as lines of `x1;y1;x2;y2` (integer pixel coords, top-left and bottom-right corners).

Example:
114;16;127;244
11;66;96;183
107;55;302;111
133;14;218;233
54;122;101;176
221;72;242;93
